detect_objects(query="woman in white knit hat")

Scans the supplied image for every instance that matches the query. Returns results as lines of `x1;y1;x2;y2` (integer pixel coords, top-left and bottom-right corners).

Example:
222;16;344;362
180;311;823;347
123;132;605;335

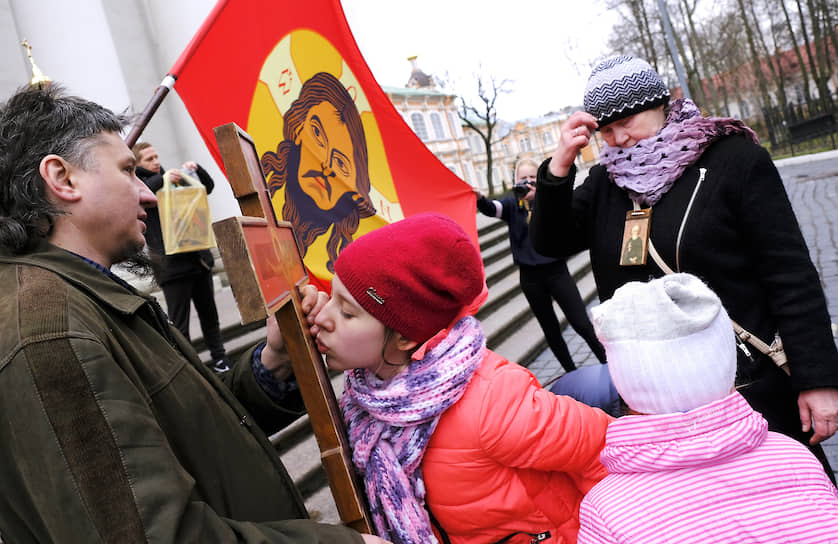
529;55;838;480
577;273;838;543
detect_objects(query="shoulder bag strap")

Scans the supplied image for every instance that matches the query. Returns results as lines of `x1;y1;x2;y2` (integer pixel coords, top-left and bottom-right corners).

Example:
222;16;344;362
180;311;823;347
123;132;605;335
491;531;552;544
634;170;790;376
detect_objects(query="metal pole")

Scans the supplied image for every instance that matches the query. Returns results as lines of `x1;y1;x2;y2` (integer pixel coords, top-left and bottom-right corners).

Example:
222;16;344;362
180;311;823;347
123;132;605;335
656;0;691;100
124;75;176;148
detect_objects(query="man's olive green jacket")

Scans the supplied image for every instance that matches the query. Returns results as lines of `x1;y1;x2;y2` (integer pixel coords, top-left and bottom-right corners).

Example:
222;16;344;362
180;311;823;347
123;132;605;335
0;241;362;543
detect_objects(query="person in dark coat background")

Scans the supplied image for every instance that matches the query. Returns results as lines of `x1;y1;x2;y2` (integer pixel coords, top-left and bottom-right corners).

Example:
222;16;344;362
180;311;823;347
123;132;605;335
133;141;230;372
476;157;606;372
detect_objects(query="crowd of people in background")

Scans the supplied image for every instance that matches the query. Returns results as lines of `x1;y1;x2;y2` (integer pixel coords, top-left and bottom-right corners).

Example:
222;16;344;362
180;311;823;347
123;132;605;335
1;51;837;544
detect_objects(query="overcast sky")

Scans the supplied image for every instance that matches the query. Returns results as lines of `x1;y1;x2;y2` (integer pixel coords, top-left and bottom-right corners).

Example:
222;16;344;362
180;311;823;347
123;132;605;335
339;0;619;121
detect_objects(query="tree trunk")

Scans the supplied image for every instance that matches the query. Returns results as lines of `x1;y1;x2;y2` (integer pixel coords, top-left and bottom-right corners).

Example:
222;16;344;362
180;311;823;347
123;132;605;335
813;0;836;106
781;0;813;103
823;0;838;93
680;0;719;112
797;0;825;104
807;0;831;109
639;0;661;69
485;122;495;195
628;0;654;65
665;0;703;104
634;0;661;71
737;0;774;113
750;0;789;108
707;51;733;116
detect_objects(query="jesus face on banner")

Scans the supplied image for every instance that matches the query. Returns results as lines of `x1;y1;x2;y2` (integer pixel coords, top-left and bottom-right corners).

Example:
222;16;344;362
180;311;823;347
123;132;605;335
249;30;404;283
261;72;375;273
297;100;357;210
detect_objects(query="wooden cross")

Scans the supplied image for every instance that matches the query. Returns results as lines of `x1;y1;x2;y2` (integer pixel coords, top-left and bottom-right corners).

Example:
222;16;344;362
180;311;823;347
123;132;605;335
211;122;372;534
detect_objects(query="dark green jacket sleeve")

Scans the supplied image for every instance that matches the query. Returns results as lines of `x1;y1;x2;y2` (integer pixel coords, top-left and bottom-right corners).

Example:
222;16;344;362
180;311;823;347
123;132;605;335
222;343;307;436
0;257;363;544
0;334;362;544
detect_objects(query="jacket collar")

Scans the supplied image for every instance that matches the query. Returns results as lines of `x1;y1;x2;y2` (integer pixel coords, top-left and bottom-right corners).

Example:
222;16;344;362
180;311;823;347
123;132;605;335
135;164;163;180
0;240;150;315
600;392;767;474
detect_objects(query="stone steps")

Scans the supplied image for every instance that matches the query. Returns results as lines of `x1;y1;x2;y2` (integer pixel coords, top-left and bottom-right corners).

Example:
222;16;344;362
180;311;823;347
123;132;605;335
473;213;596;366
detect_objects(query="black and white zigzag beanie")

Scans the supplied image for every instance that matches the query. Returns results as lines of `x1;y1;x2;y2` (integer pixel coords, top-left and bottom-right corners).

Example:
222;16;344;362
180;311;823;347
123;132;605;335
584;56;670;128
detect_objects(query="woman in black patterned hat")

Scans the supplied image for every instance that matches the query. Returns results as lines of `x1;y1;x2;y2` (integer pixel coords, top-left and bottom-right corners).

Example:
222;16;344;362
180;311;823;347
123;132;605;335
529;55;838;480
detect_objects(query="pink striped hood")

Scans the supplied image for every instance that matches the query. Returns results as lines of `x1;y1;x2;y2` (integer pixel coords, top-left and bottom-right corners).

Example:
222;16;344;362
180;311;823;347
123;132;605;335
578;392;838;543
600;392;765;473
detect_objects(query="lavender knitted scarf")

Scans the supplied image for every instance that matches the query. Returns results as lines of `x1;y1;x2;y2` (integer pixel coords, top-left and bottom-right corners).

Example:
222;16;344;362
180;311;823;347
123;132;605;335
600;98;759;206
341;316;486;544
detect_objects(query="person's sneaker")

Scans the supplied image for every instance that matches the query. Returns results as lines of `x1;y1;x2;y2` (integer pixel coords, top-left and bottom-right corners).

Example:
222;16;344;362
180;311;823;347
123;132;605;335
209;358;231;373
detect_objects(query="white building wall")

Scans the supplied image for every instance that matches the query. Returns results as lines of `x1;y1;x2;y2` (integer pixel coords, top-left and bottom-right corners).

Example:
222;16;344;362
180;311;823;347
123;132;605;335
0;0;237;219
8;0;132;111
0;0;27;93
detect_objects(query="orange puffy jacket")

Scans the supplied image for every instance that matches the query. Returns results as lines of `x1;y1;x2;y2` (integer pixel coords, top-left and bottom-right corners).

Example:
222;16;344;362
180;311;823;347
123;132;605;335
423;351;612;544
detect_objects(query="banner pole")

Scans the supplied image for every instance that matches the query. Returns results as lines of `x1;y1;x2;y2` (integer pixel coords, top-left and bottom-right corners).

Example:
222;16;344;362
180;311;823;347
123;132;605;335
124;75;176;148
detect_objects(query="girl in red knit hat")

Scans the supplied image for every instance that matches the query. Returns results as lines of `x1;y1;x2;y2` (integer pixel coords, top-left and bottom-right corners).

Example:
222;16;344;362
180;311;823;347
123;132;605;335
297;212;612;544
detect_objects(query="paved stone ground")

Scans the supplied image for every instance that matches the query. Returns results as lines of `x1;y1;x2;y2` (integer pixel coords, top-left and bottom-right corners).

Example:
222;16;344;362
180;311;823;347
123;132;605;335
528;150;838;479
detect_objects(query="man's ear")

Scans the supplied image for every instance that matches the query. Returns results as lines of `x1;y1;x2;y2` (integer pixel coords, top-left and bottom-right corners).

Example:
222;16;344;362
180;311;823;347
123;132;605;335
39;154;81;203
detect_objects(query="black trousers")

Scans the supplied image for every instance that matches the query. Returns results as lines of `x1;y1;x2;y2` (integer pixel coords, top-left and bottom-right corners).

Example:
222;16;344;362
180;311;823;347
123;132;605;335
161;269;227;362
519;261;606;372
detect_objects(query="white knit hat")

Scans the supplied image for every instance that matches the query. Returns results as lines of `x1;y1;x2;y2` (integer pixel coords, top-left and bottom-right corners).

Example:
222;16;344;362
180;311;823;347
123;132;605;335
591;273;736;415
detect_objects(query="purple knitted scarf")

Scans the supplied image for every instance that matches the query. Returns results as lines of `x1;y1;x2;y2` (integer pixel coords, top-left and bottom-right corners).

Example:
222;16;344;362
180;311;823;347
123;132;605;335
599;98;759;206
341;316;486;544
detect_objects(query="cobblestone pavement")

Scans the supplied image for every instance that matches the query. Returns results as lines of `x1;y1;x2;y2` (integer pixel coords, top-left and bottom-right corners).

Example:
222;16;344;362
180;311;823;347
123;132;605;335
527;150;838;478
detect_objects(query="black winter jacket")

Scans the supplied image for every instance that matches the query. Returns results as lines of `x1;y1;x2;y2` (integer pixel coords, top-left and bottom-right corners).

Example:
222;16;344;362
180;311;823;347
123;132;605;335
477;195;556;266
531;135;838;395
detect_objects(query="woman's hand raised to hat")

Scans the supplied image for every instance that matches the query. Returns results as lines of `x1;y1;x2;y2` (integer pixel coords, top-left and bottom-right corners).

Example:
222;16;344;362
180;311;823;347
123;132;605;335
548;111;599;178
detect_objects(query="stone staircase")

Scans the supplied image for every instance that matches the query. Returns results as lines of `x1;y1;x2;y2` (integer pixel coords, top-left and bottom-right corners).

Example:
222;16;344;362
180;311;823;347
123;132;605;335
474;214;597;366
152;212;598;523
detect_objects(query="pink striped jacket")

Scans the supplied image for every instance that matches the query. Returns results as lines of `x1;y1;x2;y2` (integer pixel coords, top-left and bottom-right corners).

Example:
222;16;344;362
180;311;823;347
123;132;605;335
578;392;838;543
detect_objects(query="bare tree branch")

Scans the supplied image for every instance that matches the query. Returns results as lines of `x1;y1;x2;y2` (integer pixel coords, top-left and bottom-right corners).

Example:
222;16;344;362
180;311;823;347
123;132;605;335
452;67;513;195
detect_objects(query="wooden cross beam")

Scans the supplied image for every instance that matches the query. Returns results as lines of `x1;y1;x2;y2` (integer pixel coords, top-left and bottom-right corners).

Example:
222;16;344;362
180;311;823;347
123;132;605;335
211;122;372;534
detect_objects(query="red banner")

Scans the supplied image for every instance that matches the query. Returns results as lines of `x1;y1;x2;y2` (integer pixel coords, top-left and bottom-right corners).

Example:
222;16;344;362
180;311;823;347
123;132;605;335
173;0;478;290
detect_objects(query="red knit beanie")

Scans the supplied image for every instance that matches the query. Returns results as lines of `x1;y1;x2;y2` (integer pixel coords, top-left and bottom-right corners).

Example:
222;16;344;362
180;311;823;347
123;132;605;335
334;212;484;344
